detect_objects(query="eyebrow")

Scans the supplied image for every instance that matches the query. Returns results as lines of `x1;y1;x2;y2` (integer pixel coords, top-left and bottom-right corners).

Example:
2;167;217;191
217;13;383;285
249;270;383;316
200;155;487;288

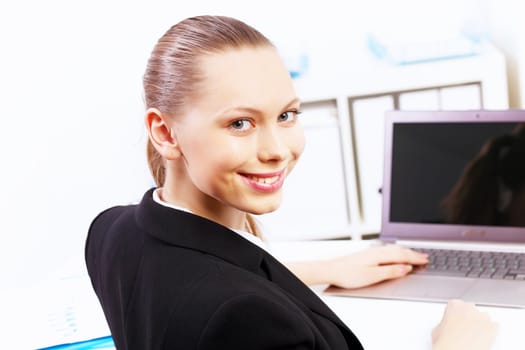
219;97;301;116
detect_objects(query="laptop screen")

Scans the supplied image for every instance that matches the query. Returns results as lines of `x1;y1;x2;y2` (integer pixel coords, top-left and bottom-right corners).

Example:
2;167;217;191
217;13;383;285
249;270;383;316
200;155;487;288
382;110;525;242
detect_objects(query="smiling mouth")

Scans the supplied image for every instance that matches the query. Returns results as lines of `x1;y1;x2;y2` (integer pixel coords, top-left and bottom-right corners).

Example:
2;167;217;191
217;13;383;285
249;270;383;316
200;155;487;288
245;174;280;185
239;170;286;192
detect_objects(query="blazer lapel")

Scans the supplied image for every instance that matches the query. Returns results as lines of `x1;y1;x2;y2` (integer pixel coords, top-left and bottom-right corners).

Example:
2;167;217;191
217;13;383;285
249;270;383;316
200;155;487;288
135;188;266;273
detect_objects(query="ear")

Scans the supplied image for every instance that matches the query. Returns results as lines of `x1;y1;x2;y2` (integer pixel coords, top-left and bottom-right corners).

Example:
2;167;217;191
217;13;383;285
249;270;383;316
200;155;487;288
145;108;182;160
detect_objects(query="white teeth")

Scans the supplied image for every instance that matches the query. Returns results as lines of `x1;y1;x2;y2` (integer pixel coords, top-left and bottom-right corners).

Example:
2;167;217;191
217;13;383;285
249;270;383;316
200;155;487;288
249;175;279;184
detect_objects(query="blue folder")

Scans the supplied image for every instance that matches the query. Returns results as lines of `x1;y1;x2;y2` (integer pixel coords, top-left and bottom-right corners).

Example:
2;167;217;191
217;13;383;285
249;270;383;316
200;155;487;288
37;336;114;350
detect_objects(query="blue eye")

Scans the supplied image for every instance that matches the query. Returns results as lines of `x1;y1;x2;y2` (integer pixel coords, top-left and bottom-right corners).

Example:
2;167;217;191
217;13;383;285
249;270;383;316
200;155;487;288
230;119;252;131
278;110;301;123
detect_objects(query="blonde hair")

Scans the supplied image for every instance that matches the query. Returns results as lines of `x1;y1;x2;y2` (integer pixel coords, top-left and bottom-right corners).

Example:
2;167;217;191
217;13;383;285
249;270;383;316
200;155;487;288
143;16;273;186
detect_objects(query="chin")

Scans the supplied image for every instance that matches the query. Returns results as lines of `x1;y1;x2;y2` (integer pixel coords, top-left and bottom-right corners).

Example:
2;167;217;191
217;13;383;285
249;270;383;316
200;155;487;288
249;205;279;215
246;198;282;215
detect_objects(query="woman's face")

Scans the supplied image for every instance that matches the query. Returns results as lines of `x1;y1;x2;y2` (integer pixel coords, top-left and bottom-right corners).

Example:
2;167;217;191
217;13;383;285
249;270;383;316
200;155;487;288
172;46;305;215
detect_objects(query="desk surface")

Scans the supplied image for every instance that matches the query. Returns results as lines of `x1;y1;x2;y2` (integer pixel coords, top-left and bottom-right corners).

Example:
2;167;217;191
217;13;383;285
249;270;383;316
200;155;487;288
5;239;524;349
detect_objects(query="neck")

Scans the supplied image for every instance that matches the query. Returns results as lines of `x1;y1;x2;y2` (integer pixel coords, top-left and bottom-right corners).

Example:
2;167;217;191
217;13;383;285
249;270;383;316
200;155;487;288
245;214;261;237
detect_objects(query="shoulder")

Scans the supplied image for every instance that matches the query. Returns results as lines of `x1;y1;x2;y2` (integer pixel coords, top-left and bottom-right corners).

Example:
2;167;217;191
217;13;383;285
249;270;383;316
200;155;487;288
85;204;136;258
84;203;140;289
88;204;133;236
86;188;157;239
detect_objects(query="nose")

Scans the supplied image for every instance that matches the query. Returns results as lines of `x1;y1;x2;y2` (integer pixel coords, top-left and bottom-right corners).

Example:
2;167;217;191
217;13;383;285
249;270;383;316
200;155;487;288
257;126;288;163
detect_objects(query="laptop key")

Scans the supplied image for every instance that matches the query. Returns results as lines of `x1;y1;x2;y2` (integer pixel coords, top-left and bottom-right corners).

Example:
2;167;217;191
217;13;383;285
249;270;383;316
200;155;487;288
479;270;495;278
467;270;482;278
492;269;509;279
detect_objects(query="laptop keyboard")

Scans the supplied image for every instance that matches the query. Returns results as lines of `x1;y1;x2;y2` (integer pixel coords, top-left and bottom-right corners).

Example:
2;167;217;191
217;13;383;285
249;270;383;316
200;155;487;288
411;248;525;280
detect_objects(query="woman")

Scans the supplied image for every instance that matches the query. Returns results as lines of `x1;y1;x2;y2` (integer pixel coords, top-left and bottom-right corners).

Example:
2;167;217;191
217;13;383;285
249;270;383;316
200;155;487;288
85;15;497;349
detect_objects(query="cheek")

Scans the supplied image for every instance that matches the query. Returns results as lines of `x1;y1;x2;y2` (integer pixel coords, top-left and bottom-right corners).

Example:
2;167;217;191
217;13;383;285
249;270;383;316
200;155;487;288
288;125;306;160
186;135;251;174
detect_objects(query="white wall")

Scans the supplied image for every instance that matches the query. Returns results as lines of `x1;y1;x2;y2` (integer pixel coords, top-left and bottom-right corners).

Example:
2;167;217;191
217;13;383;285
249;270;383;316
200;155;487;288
0;0;516;289
481;0;524;108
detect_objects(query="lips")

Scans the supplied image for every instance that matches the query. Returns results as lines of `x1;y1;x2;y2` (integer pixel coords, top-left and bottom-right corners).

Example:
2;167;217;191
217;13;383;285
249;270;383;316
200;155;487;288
239;169;286;193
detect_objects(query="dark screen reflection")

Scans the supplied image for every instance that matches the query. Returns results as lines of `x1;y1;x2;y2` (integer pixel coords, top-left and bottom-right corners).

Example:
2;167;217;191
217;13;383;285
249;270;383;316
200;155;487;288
390;122;525;227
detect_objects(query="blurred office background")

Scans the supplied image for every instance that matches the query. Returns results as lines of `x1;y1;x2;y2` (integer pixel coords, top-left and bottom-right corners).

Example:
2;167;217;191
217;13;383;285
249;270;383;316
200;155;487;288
0;0;523;346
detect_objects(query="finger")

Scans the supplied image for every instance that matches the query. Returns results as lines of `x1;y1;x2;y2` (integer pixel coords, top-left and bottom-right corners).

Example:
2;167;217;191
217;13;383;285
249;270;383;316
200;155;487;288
366;264;413;285
431;324;441;343
446;298;474;311
375;245;429;265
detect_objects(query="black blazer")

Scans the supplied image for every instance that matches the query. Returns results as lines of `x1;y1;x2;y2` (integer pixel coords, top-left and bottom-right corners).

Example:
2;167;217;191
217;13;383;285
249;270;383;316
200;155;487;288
85;189;363;349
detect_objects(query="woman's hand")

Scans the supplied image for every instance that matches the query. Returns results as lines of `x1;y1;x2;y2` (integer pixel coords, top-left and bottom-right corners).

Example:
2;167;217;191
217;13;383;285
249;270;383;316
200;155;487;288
432;299;498;350
286;244;428;288
323;244;429;289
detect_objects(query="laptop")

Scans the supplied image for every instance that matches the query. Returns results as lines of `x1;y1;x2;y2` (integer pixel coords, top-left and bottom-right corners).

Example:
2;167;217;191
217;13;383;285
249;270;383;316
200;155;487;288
325;110;525;308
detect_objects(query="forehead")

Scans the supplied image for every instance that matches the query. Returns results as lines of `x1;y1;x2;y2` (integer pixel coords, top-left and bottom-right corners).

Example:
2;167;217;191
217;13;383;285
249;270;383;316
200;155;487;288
195;46;296;112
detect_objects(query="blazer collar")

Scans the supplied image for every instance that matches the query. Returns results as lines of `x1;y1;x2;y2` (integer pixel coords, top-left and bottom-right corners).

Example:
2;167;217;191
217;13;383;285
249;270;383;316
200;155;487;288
135;188;266;274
